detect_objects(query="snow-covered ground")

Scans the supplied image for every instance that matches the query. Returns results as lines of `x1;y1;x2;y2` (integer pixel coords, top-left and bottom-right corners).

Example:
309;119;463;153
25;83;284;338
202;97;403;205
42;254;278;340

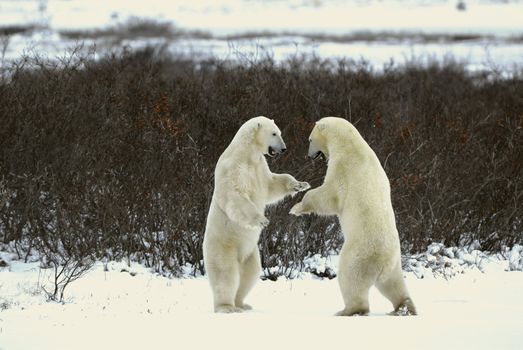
1;0;523;73
1;245;523;350
2;0;522;36
2;2;522;349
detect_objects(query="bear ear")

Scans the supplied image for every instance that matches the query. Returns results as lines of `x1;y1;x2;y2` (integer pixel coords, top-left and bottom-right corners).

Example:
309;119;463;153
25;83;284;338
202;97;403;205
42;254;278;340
316;121;326;131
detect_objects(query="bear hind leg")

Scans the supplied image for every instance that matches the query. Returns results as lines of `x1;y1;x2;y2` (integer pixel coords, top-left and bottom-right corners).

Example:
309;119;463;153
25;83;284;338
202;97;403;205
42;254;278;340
335;286;371;316
335;285;372;316
376;267;417;316
235;250;261;311
335;256;377;316
207;257;243;313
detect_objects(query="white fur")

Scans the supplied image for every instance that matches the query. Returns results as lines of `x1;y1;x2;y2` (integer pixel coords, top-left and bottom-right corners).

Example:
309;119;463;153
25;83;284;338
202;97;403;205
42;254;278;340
290;117;417;316
203;116;310;313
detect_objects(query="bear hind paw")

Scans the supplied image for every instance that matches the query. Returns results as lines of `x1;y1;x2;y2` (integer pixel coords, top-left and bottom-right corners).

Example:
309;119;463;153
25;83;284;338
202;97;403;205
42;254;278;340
215;304;244;313
389;298;417;316
235;303;253;311
335;308;369;317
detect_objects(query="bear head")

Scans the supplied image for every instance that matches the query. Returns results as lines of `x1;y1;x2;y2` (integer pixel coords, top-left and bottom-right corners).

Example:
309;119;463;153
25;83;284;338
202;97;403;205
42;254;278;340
308;116;357;160
307;119;330;160
248;116;287;157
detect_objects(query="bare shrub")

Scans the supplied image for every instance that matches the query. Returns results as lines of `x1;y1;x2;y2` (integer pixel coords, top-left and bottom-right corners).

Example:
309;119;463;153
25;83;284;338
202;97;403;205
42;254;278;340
41;254;94;303
0;47;521;278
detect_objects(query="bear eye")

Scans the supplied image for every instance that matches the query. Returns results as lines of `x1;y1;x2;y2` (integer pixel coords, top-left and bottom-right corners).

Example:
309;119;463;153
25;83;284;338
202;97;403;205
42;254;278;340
308;139;312;143
272;132;277;136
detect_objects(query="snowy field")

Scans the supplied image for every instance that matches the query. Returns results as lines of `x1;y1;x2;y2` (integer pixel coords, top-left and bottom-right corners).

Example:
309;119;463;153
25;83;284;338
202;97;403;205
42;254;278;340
1;0;523;73
1;245;523;350
1;2;523;349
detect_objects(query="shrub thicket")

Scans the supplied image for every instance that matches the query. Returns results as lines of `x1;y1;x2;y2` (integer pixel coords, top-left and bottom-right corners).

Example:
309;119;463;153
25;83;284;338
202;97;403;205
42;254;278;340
0;48;521;277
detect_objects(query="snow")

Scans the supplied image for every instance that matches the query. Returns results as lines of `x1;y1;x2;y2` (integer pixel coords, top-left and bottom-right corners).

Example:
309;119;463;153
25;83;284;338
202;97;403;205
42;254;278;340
167;1;523;37
1;246;523;350
1;1;523;73
1;2;522;347
402;243;523;279
508;245;523;271
3;0;523;36
166;37;523;73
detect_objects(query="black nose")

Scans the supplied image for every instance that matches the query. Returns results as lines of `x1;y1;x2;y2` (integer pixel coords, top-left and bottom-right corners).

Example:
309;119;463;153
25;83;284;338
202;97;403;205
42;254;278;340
281;148;287;153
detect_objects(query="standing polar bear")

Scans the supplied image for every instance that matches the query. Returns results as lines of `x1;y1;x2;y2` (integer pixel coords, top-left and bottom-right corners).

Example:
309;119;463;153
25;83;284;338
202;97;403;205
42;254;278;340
203;116;310;313
290;117;417;316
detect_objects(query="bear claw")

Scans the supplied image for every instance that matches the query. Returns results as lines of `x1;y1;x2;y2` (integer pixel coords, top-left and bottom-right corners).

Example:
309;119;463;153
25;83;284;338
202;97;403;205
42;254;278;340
293;181;311;192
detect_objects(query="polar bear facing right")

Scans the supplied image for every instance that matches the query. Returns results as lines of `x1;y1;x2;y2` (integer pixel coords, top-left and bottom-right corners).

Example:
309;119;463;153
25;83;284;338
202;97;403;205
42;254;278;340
290;117;417;316
204;116;310;313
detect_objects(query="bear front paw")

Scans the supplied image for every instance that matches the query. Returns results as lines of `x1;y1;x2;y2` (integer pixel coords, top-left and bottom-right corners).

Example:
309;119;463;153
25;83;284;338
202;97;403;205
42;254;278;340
293;181;311;192
259;216;270;228
247;215;269;228
289;202;304;216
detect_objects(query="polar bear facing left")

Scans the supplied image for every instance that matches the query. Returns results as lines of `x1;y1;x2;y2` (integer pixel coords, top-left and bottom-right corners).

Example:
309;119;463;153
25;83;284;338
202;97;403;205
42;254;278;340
290;117;416;316
203;116;310;313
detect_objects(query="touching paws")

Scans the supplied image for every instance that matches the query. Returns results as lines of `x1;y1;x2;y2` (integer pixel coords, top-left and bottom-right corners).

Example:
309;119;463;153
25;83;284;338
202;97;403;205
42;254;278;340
292;181;311;193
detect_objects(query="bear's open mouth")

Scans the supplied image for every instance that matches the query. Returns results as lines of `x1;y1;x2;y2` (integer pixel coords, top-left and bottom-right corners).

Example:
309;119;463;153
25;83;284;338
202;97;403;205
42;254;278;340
268;146;278;157
311;150;325;160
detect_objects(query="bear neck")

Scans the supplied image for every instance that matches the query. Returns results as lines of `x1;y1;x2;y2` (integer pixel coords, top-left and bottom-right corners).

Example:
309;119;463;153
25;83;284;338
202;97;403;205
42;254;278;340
326;134;368;167
228;135;265;163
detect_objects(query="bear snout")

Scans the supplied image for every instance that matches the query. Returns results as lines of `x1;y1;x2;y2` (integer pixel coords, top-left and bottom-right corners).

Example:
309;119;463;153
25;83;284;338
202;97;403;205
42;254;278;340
268;146;284;156
309;150;324;160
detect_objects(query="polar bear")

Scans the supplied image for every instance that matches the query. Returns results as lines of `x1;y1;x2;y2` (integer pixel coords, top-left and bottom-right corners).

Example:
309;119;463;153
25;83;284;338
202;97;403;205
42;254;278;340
203;116;310;313
290;117;416;316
